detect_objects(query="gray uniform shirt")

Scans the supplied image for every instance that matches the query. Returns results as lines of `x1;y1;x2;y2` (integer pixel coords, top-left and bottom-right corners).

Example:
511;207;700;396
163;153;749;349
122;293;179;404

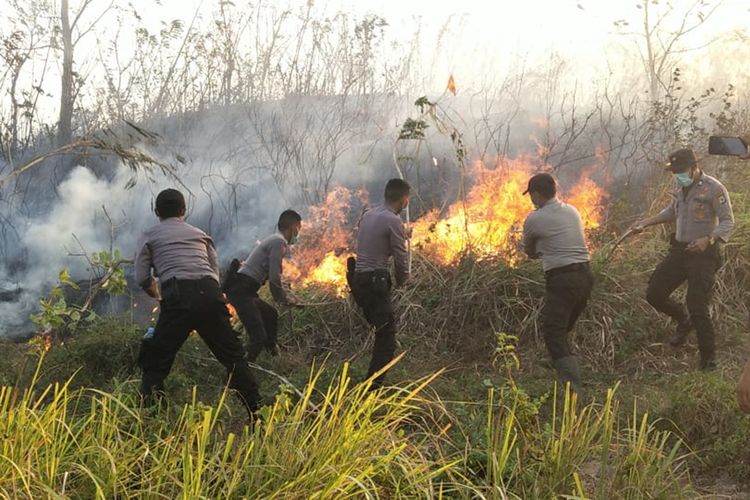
134;218;220;288
238;233;289;303
651;172;734;243
522;198;591;272
355;205;409;285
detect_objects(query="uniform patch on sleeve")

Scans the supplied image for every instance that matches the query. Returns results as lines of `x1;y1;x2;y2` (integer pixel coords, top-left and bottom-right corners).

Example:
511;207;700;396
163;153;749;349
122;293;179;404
719;195;727;204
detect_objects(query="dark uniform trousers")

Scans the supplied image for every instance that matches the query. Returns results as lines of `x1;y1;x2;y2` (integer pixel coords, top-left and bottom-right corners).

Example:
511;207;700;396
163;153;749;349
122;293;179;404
350;269;396;388
542;262;594;359
646;240;722;362
140;277;261;412
223;273;279;362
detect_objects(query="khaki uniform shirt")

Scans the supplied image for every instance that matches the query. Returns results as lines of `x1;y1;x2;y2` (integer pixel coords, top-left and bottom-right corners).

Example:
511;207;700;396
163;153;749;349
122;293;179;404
355;205;409;285
238;233;289;303
522;198;591;272
652;172;734;243
134;218;220;288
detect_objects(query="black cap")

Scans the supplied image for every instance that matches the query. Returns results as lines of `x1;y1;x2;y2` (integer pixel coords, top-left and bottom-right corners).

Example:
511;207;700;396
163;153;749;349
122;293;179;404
664;148;698;172
523;173;557;196
155;188;186;218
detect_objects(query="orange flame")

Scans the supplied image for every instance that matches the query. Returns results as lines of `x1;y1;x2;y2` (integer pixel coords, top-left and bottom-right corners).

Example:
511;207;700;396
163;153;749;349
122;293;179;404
287;187;366;298
302;251;352;297
226;302;238;318
566;173;606;231
412;160;533;266
284;158;607;297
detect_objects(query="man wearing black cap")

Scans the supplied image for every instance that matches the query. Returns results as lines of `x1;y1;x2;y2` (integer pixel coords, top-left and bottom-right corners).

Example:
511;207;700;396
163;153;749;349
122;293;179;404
135;188;263;416
522;173;593;393
632;148;734;370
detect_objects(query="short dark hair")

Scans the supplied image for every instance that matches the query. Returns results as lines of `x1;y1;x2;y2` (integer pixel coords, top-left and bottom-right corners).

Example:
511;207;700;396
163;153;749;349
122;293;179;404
384;178;410;203
278;209;302;231
155;189;186;218
523;173;557;199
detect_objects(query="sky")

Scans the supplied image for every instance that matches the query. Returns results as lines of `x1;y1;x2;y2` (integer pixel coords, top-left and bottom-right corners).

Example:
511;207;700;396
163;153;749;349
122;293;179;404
3;0;749;119
137;0;750;87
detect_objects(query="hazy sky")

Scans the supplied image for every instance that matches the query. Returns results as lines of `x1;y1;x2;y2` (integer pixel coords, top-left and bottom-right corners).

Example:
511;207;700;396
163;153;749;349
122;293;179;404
2;0;749;115
136;0;750;91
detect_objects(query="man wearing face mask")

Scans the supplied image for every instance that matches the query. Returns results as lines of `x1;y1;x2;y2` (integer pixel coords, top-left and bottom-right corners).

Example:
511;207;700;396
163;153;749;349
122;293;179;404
632;148;734;370
223;210;302;362
349;178;410;389
522;173;594;393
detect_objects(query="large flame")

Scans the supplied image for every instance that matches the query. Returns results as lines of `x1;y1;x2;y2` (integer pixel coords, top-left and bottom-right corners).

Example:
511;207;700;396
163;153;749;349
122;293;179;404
287;187;365;298
412;160;532;266
285;158;607;297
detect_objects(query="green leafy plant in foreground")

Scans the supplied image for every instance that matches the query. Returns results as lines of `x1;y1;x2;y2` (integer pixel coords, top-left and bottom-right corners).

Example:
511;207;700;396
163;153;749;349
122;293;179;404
30;269;97;333
30;249;129;338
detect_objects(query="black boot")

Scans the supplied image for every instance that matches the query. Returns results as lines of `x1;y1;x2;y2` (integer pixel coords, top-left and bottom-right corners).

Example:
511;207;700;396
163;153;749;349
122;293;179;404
669;320;693;347
699;356;717;372
552;355;583;394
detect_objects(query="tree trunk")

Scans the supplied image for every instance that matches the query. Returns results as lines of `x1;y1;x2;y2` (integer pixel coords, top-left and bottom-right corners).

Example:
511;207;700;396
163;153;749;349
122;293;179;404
58;0;74;147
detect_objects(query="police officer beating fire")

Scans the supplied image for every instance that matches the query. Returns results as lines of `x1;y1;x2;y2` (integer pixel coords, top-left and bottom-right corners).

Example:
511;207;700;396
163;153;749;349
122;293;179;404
135;189;263;416
347;178;411;389
632;148;734;371
522;173;594;393
223;210;303;362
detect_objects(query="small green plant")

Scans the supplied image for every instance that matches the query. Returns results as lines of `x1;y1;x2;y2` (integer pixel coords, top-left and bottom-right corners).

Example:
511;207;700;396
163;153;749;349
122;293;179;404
398;117;429;140
30;248;130;338
30;269;97;333
493;332;520;379
90;248;128;295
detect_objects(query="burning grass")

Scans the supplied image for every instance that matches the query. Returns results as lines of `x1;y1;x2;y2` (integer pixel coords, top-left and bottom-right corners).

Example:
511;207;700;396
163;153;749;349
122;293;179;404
287;158;607;298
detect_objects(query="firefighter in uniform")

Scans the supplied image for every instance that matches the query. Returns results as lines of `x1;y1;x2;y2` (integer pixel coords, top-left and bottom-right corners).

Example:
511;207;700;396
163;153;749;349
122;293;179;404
522;173;594;393
135;189;263;415
223;210;302;361
347;178;410;389
633;148;734;370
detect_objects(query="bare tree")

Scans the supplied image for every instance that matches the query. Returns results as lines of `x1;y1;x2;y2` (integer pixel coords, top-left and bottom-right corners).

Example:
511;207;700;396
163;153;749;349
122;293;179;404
614;0;723;100
0;0;55;162
57;0;115;147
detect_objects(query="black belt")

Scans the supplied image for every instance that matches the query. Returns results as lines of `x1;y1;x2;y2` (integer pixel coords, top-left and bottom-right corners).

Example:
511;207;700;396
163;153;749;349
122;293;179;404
545;261;590;279
162;276;217;290
669;235;721;251
354;269;388;279
227;272;262;295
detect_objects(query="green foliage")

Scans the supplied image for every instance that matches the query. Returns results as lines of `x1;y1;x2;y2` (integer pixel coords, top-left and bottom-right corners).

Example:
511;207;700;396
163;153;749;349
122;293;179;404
493;332;520;378
30;249;129;337
0;363;473;498
90;249;128;295
30;269;97;332
483;386;692;499
398;117;429;140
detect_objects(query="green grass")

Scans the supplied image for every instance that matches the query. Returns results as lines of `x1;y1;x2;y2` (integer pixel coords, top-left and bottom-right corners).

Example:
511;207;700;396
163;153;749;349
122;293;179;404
1;174;749;497
0;352;697;499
